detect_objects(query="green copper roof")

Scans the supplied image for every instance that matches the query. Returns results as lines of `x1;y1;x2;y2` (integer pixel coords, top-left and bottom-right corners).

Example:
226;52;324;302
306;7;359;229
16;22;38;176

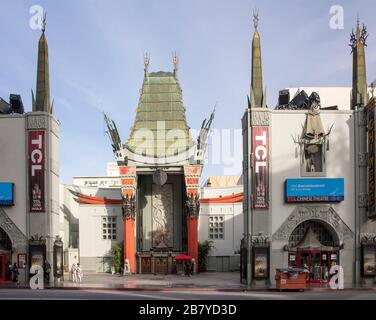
33;31;51;113
125;71;194;158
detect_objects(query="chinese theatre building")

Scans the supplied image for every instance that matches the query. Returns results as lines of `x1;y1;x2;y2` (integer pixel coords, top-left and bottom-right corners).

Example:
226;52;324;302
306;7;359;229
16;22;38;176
241;14;376;286
0;20;62;283
103;55;214;274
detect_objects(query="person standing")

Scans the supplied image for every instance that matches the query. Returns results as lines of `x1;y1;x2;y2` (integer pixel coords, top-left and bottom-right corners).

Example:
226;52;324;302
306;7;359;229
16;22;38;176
76;263;83;283
70;263;77;283
11;263;19;282
43;260;51;284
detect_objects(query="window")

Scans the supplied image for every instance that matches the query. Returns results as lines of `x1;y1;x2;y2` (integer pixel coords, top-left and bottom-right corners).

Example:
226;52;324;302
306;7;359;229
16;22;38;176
102;217;117;240
208;215;224;240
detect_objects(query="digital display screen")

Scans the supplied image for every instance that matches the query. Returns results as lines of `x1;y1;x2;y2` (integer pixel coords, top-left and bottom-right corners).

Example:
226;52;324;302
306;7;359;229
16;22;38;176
0;183;14;206
285;178;344;203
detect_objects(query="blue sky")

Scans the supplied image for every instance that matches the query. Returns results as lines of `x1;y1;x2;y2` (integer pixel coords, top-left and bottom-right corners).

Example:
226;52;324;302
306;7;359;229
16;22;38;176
1;0;375;183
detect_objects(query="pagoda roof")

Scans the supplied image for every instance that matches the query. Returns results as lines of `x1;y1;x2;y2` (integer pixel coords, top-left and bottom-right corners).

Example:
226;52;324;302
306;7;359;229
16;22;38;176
125;70;194;159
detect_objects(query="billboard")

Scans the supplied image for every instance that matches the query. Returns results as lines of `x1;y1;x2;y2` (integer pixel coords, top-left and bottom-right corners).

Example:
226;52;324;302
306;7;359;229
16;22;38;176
0;183;14;206
252;127;269;208
28;130;45;212
285;178;344;203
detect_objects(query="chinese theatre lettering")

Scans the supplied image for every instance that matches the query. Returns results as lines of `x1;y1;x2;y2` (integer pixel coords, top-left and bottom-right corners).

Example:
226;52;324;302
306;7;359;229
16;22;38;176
28;130;45;212
252;127;269;208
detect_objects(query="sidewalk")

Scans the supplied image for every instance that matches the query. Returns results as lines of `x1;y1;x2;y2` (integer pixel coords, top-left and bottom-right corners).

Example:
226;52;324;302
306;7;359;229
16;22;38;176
1;272;376;292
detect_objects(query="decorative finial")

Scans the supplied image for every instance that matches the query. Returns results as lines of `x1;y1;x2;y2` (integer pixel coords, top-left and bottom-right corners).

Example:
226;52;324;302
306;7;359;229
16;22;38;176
41;12;47;33
172;51;179;70
144;52;150;71
253;9;259;30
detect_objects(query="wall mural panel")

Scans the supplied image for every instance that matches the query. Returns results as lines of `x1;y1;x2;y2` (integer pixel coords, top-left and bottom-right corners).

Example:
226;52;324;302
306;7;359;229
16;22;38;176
152;184;173;248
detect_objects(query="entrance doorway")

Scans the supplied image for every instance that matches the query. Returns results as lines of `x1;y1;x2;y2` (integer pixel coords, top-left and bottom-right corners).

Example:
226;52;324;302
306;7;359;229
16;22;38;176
289;250;338;283
288;221;340;284
0;254;5;281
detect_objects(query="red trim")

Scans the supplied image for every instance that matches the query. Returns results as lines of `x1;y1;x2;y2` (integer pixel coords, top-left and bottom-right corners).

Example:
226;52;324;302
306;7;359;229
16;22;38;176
200;192;243;204
71;191;122;205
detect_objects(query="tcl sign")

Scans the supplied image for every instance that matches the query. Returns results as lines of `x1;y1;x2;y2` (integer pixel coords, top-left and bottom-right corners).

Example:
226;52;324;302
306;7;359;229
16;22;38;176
29;131;45;212
252;127;269;209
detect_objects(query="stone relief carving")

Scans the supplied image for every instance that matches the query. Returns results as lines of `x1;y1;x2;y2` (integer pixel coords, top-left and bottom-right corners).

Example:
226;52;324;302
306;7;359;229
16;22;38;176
251;235;270;247
27;115;48;129
358;152;368;167
152;184;173;248
360;233;376;244
272;206;353;243
251;111;270;126
0;208;27;249
359;193;368;208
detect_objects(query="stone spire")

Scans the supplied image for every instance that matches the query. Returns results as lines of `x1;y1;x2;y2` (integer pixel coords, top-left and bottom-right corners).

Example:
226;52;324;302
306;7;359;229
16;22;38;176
350;16;369;109
249;9;265;108
32;13;52;113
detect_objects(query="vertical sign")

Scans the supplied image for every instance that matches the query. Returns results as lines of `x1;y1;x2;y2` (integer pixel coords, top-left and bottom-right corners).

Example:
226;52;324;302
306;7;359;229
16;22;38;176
29;131;45;212
368;107;376;217
252;127;269;208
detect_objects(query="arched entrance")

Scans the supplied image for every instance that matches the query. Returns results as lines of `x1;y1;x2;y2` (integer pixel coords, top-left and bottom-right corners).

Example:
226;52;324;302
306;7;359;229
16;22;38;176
288;220;340;284
0;228;12;281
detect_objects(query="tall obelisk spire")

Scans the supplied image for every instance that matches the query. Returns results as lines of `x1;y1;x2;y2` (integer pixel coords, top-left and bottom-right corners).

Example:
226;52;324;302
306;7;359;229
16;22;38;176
350;16;369;109
249;9;265;108
33;13;52;113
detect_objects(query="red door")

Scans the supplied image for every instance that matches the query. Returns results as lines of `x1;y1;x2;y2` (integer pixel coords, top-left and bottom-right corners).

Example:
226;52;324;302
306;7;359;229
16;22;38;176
0;254;5;281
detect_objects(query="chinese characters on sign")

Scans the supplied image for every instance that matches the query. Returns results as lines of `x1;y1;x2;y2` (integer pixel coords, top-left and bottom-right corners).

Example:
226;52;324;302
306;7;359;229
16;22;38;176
28;131;45;212
252;127;269;208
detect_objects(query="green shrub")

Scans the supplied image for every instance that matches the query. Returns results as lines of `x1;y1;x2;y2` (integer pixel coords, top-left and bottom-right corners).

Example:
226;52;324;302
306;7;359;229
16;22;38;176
198;240;214;272
110;242;124;273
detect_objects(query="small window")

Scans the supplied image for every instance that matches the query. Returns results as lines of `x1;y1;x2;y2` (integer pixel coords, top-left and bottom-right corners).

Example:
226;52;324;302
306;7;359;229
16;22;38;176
208;215;225;240
102;217;117;240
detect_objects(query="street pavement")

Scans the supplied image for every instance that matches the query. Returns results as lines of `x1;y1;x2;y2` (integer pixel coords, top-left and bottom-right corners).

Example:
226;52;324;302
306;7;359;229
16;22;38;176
0;288;376;300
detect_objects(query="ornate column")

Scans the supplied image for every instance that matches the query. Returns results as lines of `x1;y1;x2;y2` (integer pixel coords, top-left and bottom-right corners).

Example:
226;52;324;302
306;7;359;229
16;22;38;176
119;166;137;274
184;165;202;272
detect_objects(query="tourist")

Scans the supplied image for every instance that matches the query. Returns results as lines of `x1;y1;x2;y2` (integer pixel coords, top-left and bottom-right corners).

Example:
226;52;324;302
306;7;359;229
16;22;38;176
70;263;77;283
76;263;83;283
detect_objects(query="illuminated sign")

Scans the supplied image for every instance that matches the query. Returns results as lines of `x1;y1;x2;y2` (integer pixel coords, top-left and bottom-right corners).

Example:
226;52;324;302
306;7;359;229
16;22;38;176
252;127;269;208
0;183;14;206
285;178;344;203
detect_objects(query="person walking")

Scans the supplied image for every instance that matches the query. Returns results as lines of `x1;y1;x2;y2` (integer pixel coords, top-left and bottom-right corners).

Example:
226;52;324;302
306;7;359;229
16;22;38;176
43;260;51;284
76;263;83;283
70;263;77;283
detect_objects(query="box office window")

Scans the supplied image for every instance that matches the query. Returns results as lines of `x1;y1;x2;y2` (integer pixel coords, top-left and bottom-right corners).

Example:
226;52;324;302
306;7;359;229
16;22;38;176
102;217;117;240
209;216;224;240
362;245;376;277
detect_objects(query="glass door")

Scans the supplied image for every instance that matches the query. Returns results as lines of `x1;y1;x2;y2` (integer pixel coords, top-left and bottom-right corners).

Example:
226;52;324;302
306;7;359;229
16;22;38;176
310;252;321;283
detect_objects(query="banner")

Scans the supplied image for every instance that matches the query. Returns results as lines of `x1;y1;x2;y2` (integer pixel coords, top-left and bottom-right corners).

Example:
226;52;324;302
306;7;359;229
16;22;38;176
29;131;45;212
368;107;375;216
252;127;269;208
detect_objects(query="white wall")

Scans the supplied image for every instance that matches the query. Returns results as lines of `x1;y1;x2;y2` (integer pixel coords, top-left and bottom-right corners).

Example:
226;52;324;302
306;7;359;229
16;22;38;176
270;110;355;234
199;185;243;256
0;115;27;235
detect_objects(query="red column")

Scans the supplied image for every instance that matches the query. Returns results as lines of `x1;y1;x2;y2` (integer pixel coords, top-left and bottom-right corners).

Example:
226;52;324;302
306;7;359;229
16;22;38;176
187;216;198;272
123;217;136;273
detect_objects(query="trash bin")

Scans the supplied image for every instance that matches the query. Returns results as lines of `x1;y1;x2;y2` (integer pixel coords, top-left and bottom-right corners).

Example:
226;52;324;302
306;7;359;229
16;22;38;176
275;268;309;291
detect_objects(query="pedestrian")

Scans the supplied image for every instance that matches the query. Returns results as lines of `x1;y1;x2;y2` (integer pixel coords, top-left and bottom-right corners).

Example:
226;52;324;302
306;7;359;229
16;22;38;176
11;263;19;286
76;263;83;283
190;258;195;276
184;261;190;277
43;260;51;284
70;263;77;283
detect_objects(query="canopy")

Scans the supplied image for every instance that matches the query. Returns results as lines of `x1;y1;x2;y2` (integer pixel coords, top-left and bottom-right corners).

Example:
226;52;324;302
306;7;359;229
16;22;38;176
174;254;192;260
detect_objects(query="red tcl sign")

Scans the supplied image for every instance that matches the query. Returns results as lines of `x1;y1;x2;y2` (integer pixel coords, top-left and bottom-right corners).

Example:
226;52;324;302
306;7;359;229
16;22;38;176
29;131;45;212
252;127;269;209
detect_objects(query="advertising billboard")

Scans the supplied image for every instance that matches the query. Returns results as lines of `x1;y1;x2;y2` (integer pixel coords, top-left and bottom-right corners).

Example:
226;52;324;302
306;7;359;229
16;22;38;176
0;183;14;206
285;178;344;203
28;130;45;212
252;127;269;208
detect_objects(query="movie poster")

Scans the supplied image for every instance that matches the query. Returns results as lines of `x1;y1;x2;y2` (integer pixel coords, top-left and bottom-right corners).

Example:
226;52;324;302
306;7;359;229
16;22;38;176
254;250;268;279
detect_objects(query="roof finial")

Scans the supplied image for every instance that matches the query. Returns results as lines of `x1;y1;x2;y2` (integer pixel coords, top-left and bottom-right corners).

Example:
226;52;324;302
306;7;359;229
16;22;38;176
172;51;179;71
253;8;259;30
41;11;47;33
144;52;150;72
